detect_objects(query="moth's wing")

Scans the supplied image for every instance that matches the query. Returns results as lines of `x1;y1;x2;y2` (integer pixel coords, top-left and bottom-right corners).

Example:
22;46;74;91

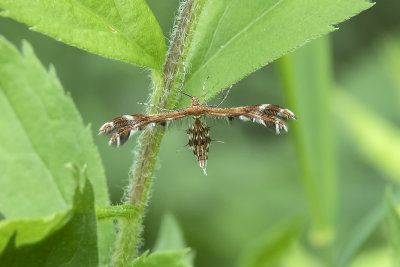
99;112;188;147
98;114;147;135
99;114;150;147
225;105;296;134
108;125;140;147
256;104;296;120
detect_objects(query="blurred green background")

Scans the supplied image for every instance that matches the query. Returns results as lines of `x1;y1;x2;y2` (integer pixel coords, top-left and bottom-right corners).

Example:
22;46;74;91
1;0;400;266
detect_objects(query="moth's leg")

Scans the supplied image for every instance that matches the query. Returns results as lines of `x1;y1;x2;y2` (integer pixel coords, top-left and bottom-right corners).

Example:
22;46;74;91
216;85;232;107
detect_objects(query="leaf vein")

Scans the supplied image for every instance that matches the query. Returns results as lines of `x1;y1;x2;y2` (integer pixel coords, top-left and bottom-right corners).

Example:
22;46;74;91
202;1;234;64
192;0;284;78
68;0;156;63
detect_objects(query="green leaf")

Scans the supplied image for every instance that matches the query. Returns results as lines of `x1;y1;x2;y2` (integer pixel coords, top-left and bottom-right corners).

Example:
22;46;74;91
132;249;191;267
334;90;400;183
153;213;186;252
0;0;166;69
0;176;99;267
0;36;114;265
180;0;373;105
237;221;303;267
335;202;385;267
153;213;194;266
0;209;72;254
386;191;400;267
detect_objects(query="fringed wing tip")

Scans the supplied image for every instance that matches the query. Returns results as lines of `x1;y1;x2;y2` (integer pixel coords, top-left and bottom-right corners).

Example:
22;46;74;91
98;121;115;135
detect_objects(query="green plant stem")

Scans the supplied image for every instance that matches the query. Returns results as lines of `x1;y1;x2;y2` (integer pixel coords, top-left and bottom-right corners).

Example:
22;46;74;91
111;1;203;266
96;205;139;221
276;36;336;253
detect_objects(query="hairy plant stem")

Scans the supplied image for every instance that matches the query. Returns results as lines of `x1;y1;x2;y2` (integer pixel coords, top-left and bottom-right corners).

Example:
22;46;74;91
111;1;203;266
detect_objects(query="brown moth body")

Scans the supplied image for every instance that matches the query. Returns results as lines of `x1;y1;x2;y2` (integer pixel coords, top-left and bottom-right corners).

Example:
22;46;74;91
98;63;296;174
186;117;211;175
98;94;296;174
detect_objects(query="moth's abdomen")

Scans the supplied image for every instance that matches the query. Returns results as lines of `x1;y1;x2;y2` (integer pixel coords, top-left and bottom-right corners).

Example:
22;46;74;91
186;118;211;175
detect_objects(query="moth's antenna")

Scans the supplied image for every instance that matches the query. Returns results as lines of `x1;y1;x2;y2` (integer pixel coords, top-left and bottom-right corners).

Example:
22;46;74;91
216;85;232;107
202;76;210;105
